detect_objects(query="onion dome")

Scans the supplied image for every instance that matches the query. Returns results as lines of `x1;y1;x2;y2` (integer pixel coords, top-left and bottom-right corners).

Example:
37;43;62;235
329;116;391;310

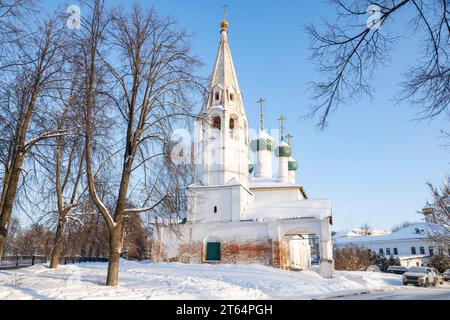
288;157;298;171
248;163;255;174
275;141;292;158
250;130;275;152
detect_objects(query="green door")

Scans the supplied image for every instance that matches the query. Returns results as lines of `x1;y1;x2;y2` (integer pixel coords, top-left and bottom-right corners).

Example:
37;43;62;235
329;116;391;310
206;242;221;261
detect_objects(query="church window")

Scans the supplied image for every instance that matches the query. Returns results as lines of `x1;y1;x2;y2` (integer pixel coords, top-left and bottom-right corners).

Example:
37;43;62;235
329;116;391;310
206;242;221;261
393;248;398;255
230;93;234;101
229;118;235;130
379;248;383;255
419;247;425;255
386;248;391;256
438;246;443;255
212;116;221;130
214;206;217;213
429;246;434;256
411;247;416;255
214;91;220;101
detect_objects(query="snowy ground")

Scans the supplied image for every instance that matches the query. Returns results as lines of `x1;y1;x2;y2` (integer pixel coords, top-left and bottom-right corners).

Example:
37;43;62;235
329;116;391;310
0;260;447;300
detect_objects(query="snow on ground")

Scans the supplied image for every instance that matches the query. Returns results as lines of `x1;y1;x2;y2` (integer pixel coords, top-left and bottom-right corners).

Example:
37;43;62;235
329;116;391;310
0;260;411;300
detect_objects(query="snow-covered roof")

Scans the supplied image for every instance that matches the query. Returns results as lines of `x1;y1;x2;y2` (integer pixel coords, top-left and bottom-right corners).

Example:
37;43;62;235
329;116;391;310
255;130;274;141
334;222;439;245
333;229;391;239
244;199;331;222
249;178;299;189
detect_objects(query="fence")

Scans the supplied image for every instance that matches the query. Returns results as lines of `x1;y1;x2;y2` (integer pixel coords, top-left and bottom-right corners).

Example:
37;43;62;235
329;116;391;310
0;255;108;270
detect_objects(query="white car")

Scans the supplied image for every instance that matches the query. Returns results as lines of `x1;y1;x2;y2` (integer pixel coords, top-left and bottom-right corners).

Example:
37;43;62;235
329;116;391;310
444;269;450;282
402;267;437;287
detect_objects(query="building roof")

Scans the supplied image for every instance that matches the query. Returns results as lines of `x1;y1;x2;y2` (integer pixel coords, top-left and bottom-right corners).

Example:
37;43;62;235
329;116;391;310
334;222;440;245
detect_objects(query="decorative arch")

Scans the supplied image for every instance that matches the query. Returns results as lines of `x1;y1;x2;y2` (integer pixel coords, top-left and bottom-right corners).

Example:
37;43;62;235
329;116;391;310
228;113;239;139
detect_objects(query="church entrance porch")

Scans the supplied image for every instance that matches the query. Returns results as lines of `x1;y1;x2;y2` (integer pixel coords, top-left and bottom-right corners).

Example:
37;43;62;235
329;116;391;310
280;233;312;270
268;219;335;278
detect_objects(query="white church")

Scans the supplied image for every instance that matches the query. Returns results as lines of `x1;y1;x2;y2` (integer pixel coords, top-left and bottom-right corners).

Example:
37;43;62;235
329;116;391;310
152;16;335;278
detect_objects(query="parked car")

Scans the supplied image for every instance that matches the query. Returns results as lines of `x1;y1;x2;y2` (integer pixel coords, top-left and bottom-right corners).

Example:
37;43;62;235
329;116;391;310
387;266;408;275
402;267;438;287
431;269;444;285
444;269;450;282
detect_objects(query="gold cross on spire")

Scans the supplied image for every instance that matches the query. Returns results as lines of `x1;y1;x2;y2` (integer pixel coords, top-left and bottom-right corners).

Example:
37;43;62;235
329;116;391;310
277;115;287;142
223;4;228;18
257;98;266;130
287;134;293;146
220;5;229;32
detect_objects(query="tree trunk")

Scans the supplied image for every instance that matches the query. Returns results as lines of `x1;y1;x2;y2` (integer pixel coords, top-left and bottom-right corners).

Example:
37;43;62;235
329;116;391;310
106;225;123;286
0;156;24;257
49;218;65;268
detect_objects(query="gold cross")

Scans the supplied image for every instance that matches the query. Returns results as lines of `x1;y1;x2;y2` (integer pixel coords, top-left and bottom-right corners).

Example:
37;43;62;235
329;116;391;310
257;98;266;130
277;115;287;142
223;4;228;18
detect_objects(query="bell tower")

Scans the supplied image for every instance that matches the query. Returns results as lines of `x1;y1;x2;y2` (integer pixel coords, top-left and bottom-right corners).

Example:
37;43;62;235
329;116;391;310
198;12;249;187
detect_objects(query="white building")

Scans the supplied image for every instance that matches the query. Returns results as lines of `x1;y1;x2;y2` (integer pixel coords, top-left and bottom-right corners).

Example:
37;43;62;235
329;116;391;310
152;16;335;277
334;211;450;267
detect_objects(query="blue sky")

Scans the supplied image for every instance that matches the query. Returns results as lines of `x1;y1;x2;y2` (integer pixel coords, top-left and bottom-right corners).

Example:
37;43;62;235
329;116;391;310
43;0;449;231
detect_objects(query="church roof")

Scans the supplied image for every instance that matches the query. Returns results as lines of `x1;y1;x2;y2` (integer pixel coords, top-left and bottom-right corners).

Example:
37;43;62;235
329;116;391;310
244;199;332;222
206;21;243;112
249;178;308;198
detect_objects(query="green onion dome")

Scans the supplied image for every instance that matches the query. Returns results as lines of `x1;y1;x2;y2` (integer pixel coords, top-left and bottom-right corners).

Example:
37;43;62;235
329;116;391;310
248;163;255;174
249;131;275;152
275;141;292;158
288;157;298;171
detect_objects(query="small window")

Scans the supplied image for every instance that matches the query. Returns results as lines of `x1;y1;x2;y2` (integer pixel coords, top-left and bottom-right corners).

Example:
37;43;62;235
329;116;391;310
393;248;398;255
429;246;434;256
230;93;234;101
215;91;220;101
229;118;235;130
213;206;217;213
411;247;416;255
419;247;425;255
212;116;221;130
379;248;383;255
438;246;443;255
386;248;391;256
206;242;221;261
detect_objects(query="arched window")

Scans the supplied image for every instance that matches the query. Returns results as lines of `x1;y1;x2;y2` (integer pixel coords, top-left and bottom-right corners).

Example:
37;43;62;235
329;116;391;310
212;116;221;130
214;91;220;101
230;93;234;101
229;115;238;138
229;118;235;130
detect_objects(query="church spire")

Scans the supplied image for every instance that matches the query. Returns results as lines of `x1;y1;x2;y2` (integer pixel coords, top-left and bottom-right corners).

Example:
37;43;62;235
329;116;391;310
207;9;243;112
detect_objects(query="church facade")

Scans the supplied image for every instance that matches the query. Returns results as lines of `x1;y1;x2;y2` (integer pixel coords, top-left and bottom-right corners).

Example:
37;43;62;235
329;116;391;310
151;17;335;278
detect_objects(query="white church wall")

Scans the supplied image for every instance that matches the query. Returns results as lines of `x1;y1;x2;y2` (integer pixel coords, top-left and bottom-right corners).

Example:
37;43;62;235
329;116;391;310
251;188;304;202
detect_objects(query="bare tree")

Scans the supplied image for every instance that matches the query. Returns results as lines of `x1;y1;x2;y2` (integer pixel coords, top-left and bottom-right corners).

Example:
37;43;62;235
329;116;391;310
308;0;449;129
0;0;34;70
426;178;449;246
78;1;201;285
46;71;87;268
0;15;68;257
360;223;373;236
